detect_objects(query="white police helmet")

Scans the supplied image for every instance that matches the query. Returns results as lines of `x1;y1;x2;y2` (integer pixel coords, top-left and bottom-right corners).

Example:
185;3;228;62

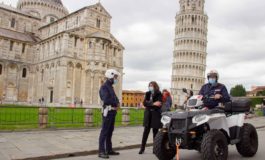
207;69;219;80
105;69;120;79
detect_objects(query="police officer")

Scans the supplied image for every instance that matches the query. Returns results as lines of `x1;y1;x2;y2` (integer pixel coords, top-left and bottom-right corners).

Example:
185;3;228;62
199;69;231;109
98;69;120;159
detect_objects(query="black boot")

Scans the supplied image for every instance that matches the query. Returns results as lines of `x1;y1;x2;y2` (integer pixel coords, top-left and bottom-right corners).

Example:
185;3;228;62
108;150;120;155
139;146;145;154
98;152;109;159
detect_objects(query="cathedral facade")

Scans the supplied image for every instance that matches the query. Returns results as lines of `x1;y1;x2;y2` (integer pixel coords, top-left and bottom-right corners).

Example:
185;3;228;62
0;0;124;107
171;0;208;106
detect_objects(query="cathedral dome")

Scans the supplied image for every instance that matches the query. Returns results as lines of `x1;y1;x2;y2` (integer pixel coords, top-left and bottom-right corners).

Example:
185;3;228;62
48;0;63;5
17;0;69;24
18;0;64;6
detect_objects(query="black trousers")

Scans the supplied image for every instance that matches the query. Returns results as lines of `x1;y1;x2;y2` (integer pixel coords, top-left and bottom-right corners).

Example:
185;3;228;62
99;111;117;153
140;127;159;150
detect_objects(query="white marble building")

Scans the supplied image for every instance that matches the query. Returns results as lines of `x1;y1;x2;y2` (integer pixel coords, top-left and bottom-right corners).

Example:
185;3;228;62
0;0;124;107
171;0;208;106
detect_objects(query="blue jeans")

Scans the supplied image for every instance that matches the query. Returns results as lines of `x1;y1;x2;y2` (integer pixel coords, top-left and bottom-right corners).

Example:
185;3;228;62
99;110;117;153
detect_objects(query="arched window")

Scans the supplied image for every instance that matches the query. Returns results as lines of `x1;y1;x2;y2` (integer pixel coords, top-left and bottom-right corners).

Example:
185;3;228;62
74;37;78;47
0;64;2;75
76;16;79;25
22;43;26;53
113;48;116;57
10;41;14;51
22;68;27;78
192;16;195;24
96;18;101;28
41;69;44;81
11;18;16;28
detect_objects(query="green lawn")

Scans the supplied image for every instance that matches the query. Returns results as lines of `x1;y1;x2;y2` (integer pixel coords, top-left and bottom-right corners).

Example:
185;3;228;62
255;109;264;117
0;106;39;130
0;105;144;131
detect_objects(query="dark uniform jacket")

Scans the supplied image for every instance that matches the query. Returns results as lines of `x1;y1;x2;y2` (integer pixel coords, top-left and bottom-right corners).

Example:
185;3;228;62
143;91;162;129
99;80;119;108
199;83;231;109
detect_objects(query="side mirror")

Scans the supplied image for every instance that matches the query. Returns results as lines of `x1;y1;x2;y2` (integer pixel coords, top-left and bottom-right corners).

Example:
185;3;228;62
182;88;187;93
189;90;194;96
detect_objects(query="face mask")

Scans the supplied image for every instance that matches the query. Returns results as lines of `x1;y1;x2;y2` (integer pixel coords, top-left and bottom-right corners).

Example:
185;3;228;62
113;79;118;85
149;87;154;92
209;78;217;85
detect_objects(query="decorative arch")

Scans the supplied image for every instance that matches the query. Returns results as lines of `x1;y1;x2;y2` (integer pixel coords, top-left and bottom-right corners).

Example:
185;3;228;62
67;61;74;68
76;63;82;69
45;64;49;69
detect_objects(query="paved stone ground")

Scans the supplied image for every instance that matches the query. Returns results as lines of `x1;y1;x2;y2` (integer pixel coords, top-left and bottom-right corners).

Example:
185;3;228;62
0;126;153;160
59;128;265;160
0;117;264;160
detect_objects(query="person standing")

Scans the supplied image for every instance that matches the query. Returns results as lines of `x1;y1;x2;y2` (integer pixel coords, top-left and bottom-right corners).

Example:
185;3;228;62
161;89;172;112
98;69;121;159
41;97;45;107
74;97;77;108
80;99;83;107
139;81;162;154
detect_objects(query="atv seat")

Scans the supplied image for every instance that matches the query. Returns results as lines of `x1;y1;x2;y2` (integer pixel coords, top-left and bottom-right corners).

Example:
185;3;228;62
209;109;225;114
224;98;251;113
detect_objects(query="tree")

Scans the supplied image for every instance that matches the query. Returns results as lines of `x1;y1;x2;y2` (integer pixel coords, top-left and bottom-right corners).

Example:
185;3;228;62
230;84;247;97
257;90;265;96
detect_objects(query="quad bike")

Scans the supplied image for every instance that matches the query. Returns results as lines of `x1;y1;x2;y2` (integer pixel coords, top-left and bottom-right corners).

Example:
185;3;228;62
153;91;259;160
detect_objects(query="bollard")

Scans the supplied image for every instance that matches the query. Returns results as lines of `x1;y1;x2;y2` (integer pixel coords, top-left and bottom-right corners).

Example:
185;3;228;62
85;108;93;127
122;109;130;126
39;107;48;129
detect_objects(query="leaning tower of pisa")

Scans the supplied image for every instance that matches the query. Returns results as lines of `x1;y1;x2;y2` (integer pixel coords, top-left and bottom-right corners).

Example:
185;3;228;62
171;0;208;106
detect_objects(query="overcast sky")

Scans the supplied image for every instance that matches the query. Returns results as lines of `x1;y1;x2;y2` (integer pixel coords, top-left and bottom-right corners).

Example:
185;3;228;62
2;0;265;92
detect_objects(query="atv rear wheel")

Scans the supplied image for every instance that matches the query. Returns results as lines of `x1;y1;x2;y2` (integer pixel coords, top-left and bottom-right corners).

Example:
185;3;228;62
201;130;228;160
236;123;258;157
153;131;176;160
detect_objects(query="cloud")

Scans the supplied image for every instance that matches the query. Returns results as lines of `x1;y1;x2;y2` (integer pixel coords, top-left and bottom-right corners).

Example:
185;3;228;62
117;21;174;71
1;0;265;92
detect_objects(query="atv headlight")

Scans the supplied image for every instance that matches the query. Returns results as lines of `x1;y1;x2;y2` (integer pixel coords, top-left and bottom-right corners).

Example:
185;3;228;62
161;115;171;126
192;114;208;124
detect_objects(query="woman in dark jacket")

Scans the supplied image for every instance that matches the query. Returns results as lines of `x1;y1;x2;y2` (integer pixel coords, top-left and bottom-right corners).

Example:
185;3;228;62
139;81;162;154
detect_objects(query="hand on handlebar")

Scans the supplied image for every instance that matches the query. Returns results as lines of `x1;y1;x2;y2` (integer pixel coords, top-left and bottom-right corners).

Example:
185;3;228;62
214;94;222;100
205;95;222;100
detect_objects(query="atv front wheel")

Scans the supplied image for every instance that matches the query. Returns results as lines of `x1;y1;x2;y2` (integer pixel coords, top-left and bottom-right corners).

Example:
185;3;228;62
236;123;258;157
153;131;176;160
201;130;228;160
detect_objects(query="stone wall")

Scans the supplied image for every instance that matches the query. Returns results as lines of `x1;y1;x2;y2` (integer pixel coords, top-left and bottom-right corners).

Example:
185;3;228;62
0;6;40;33
39;3;111;40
